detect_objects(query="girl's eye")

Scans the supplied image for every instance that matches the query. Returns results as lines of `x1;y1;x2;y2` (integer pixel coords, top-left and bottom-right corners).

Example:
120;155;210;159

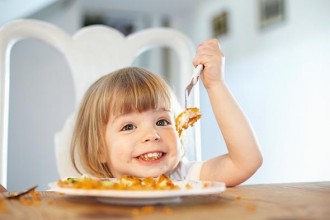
156;119;170;126
121;124;136;131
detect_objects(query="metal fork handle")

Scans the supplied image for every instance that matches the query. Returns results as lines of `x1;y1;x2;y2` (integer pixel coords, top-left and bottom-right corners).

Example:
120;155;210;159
185;64;203;109
191;64;203;86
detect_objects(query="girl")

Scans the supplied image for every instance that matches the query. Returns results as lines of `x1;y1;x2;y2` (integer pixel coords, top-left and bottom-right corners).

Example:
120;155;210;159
70;39;262;186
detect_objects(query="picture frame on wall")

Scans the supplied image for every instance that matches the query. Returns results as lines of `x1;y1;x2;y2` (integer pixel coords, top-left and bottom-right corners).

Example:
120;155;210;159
212;11;229;38
259;0;285;29
83;13;139;36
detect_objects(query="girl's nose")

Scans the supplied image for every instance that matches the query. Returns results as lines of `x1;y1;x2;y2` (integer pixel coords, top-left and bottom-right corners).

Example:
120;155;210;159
143;129;160;142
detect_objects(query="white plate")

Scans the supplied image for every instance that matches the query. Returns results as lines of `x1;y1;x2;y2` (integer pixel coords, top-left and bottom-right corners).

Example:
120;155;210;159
49;180;226;205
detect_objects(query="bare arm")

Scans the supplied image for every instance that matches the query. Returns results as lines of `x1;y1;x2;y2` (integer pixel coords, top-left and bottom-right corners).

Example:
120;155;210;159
193;39;263;186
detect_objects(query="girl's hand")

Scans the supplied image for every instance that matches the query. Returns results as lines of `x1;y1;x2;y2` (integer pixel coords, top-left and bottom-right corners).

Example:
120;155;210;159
192;39;225;90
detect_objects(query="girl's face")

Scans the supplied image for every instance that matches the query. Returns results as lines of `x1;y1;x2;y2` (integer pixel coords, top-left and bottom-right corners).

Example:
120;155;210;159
101;108;181;178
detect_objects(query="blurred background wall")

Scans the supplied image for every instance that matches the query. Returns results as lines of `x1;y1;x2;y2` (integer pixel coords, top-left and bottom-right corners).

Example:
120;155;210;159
1;0;329;190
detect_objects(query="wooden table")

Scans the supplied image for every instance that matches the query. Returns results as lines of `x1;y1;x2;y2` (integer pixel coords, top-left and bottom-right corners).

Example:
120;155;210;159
1;182;329;220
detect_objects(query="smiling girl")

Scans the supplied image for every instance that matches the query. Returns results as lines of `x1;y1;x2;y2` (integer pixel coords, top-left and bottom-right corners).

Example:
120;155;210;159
70;39;262;186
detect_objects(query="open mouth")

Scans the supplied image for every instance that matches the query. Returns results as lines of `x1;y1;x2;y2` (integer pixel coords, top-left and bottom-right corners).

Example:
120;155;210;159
137;152;165;161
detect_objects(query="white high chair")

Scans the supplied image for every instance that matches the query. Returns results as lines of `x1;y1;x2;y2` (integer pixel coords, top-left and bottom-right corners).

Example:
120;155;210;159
0;19;201;187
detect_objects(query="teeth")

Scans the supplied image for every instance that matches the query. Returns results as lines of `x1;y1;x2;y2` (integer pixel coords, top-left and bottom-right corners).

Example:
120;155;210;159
139;152;163;161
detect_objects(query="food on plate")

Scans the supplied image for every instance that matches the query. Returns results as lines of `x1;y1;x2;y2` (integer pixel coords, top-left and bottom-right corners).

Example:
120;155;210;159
57;174;180;191
175;107;201;137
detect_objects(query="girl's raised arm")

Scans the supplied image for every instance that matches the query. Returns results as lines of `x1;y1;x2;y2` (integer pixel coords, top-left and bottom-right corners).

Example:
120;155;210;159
193;39;263;186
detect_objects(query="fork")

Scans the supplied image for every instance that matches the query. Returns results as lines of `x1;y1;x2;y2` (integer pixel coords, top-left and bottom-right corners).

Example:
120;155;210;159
6;185;38;200
185;64;203;109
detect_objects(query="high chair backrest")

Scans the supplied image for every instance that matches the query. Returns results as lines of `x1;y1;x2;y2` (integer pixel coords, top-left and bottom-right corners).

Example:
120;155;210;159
0;19;201;186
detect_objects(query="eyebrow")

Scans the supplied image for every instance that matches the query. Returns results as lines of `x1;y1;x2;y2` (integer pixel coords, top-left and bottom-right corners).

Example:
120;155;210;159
111;108;171;121
155;107;171;113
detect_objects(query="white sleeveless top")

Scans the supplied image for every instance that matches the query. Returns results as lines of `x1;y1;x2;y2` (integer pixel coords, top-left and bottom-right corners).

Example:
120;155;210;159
169;159;204;181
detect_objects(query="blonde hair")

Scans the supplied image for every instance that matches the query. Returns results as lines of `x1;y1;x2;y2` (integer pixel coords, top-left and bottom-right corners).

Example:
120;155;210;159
71;67;176;177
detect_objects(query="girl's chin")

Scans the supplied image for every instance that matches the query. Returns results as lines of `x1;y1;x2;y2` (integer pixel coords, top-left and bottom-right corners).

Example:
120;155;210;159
128;165;173;178
111;164;173;178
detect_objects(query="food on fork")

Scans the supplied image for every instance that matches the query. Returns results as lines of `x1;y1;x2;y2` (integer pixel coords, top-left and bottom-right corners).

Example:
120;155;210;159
57;174;180;191
175;107;201;137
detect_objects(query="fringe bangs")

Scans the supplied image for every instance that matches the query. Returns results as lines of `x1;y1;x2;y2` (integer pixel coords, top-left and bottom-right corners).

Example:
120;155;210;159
109;68;171;116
